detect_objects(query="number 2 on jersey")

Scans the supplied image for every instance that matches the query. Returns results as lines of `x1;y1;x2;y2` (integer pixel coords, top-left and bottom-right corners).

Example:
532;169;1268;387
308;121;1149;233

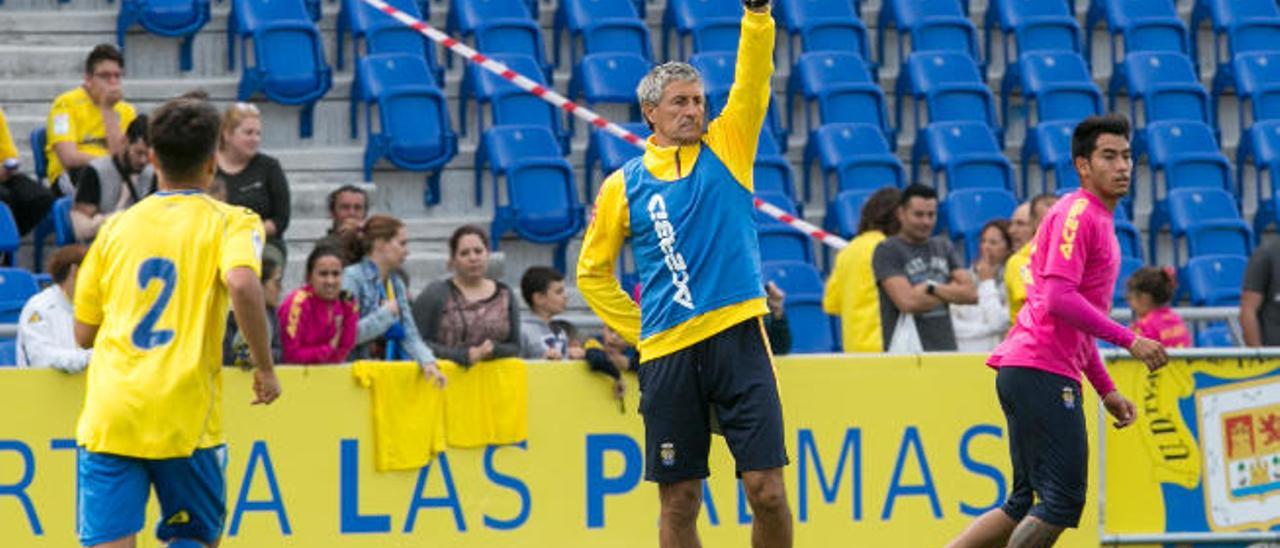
132;258;177;350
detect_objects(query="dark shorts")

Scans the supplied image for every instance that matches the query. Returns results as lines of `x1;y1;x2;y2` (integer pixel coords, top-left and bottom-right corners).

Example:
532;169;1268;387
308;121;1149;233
636;318;789;484
78;445;227;546
996;366;1088;528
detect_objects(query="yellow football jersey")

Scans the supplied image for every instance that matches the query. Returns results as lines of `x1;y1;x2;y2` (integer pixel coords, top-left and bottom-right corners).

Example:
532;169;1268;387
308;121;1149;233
45;87;137;183
75;190;263;458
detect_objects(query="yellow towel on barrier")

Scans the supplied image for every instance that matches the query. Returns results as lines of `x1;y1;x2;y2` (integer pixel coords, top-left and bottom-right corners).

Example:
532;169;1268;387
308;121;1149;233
351;360;447;472
441;358;529;448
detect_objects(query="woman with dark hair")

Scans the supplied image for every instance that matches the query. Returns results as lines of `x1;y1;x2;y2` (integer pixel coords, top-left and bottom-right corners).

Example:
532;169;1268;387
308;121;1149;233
823;186;902;352
279;246;359;364
412;225;521;366
951;219;1014;352
343;214;444;383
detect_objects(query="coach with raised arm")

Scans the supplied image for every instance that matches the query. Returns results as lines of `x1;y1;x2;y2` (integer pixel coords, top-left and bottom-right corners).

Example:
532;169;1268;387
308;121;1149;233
576;0;793;546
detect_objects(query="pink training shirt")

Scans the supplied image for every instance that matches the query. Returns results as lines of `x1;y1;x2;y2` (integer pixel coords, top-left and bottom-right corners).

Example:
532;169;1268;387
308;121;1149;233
989;189;1135;396
1134;306;1191;348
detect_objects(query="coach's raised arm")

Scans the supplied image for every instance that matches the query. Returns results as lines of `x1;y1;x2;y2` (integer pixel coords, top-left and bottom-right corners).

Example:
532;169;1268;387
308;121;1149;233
704;0;775;183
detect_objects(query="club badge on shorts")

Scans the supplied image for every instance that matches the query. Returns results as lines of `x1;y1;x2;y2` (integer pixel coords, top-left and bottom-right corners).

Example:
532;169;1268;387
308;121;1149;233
660;442;676;467
1061;386;1076;410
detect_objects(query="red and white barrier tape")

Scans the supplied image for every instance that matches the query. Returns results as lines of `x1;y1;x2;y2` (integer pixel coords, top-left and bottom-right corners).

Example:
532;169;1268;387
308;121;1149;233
361;0;848;250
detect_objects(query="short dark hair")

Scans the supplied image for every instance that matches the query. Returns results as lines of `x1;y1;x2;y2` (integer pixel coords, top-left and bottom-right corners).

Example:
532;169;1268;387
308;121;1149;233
520;266;564;307
260;256;280;283
1029;193;1058;228
125;115;148;145
306;246;346;278
1127;266;1177;306
48;244;88;284
178;88;210;101
1071;114;1130;160
84;44;124;75
149;98;220;185
328;185;369;214
898;184;938;207
448;224;490;257
981;219;1012;252
858;186;902;235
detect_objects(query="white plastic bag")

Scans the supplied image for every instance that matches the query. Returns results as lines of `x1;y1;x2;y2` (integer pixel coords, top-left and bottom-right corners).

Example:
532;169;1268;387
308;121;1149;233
887;313;923;354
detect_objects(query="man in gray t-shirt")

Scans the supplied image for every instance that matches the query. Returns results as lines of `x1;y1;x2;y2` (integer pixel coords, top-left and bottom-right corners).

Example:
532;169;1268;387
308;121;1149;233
872;184;977;351
1242;240;1280;347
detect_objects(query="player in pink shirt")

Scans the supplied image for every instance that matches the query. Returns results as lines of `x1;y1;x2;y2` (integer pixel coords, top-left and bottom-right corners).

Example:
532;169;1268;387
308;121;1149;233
947;115;1168;548
1126;266;1191;348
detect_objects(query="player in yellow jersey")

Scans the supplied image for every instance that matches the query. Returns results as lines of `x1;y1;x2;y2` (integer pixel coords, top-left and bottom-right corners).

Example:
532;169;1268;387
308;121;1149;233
72;97;281;548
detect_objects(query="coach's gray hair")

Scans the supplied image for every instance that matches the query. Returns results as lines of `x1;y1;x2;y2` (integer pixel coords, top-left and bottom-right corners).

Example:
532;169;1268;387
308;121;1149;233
636;62;702;110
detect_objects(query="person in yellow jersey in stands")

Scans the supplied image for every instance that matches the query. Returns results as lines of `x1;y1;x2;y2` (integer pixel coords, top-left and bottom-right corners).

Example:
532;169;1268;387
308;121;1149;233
46;44;137;191
823;186;901;352
576;0;793;546
72;97;281;548
1005;194;1059;323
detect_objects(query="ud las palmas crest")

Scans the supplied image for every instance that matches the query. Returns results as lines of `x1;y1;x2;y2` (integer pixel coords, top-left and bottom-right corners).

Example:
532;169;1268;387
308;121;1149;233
1196;376;1280;532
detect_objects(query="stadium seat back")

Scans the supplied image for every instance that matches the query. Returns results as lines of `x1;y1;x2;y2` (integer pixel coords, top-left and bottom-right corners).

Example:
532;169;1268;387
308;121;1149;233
1183;254;1247;305
0;267;40;323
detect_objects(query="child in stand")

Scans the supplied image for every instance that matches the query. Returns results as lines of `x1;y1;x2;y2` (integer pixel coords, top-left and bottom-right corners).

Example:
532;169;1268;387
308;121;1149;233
583;324;637;411
1126;266;1191;348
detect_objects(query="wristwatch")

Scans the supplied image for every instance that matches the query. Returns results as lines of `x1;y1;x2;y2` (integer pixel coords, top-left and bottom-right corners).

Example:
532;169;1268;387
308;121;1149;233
926;281;938;296
743;0;769;9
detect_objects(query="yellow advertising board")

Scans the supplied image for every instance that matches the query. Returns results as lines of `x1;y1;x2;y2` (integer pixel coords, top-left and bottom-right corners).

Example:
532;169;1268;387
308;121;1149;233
0;354;1100;546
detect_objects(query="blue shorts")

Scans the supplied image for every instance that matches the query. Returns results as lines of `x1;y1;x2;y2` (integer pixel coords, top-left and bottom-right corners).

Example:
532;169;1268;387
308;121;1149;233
77;445;227;547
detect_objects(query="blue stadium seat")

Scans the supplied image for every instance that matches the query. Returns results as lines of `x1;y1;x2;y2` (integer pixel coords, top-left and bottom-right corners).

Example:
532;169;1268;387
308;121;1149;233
787;51;889;140
986;0;1081;80
1113;256;1143;307
1219;52;1280;136
355;54;457;205
476;125;563;205
1165;189;1252;263
1182;254;1246;305
662;0;739;60
1110;52;1213;138
878;0;981;69
1115;217;1143;261
29;128;47;183
944;188;1018;262
228;0;332;138
755;155;800;213
689;52;788;146
761;259;825;299
117;0;210;71
1237;119;1280;234
803;123;905;201
823;188;876;239
0;204;19;267
1002;52;1103;140
897;52;1001;144
1086;0;1190;80
757;200;815;265
482;127;584;273
1192;0;1280;94
0;339;14;367
567;53;650;134
1143;121;1235;256
914;122;1016;195
459;54;569;151
1021;119;1081;196
584;122;649;201
691;19;742;53
1195;321;1235;347
30;197;76;274
0;267;39;323
445;0;549;76
553;0;649;65
776;0;870;65
336;0;441;80
780;295;839;353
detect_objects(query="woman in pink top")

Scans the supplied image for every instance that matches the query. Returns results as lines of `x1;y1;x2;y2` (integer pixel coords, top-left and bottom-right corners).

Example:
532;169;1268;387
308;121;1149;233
279;246;358;364
1126;266;1191;348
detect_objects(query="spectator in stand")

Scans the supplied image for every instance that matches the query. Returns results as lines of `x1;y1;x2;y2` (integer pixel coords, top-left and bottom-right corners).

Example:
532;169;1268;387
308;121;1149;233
344;215;445;383
823;186;901;352
224;256;283;365
518;266;582;360
216;102;290;267
584;324;637;408
46;44;137;193
1005;194;1059;323
873;184;977;352
413;225;521;367
1008;202;1032;251
0;106;54;234
316;184;370;264
279;246;358;364
764;281;791;355
1126;266;1190;348
17;244;91;372
70;115;150;241
951;220;1013;352
1241;240;1280;347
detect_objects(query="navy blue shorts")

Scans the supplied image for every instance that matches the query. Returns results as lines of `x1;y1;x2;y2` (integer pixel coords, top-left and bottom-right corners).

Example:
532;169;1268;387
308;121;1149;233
996;367;1088;528
77;445;227;546
636;318;789;484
